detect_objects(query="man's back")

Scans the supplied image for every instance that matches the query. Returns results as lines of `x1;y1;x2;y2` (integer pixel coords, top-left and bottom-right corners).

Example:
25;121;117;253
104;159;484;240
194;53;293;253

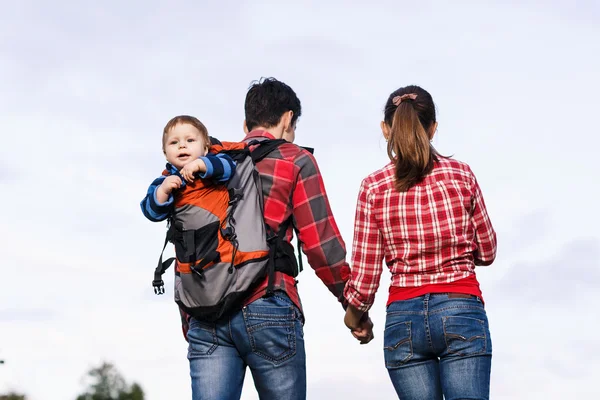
241;130;350;313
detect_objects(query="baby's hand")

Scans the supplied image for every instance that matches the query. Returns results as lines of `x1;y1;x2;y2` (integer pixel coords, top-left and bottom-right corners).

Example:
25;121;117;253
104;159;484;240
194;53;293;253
180;159;207;182
158;175;182;196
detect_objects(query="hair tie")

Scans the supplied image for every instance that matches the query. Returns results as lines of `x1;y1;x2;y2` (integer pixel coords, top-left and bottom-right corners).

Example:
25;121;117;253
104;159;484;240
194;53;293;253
392;93;418;106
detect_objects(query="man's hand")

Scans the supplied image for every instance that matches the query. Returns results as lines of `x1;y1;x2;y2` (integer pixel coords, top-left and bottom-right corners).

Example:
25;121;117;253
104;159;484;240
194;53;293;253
344;305;375;345
351;317;374;345
180;159;207;182
156;175;182;203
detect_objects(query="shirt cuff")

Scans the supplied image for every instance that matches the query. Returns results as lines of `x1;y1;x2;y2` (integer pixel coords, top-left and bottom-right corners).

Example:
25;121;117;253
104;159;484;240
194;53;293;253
343;284;373;313
153;186;174;207
198;156;213;179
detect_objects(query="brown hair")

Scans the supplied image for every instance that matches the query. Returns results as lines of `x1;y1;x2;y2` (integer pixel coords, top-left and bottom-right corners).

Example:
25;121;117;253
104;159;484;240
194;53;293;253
162;115;209;150
384;85;440;192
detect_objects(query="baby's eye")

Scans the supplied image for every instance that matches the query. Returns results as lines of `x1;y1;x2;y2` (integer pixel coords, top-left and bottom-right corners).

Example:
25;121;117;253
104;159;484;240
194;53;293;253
187;138;196;142
169;140;177;145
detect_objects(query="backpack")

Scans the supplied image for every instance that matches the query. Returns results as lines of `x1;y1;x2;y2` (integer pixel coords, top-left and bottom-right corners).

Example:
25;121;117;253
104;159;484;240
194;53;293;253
151;139;304;321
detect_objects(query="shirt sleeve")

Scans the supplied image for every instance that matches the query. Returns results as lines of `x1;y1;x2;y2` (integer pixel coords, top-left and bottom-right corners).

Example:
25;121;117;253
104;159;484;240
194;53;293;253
198;153;236;183
343;179;385;312
291;151;351;308
140;175;173;222
469;169;497;266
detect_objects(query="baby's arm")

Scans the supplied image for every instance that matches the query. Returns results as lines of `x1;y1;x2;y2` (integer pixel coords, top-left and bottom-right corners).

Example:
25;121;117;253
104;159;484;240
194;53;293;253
200;153;236;182
180;153;237;183
140;175;181;222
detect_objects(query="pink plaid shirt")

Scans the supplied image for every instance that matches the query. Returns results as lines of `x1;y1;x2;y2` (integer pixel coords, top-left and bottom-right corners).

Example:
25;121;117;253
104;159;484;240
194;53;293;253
344;157;497;312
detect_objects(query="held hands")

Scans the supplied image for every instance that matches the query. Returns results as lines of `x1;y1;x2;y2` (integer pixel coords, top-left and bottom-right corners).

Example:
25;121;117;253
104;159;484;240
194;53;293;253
180;159;207;183
344;305;374;345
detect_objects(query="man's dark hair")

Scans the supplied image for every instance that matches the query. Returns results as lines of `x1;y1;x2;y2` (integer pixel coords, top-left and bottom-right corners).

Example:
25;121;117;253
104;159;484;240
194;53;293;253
244;77;302;131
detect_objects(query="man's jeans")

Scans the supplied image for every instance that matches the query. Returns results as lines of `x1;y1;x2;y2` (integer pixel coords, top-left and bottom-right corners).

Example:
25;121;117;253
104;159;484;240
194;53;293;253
187;291;306;400
384;293;493;400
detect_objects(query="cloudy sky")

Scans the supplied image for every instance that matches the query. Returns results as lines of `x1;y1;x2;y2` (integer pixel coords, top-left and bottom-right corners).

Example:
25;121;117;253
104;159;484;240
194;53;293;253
1;1;598;399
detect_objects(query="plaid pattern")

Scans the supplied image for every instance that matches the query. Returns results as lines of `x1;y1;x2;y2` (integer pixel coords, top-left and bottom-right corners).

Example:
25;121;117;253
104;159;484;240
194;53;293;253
344;157;497;312
242;130;351;313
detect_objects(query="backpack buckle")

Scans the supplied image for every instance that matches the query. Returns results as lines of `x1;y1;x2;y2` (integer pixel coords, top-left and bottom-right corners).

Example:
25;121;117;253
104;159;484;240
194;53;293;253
153;279;165;295
221;227;237;241
228;188;243;205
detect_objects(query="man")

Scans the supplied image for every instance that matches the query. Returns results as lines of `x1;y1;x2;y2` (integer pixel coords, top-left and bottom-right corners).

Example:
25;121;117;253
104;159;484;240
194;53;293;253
186;78;373;400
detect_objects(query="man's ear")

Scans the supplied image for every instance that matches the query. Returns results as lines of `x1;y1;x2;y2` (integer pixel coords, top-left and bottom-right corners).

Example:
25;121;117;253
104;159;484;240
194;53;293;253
282;110;293;131
243;120;249;134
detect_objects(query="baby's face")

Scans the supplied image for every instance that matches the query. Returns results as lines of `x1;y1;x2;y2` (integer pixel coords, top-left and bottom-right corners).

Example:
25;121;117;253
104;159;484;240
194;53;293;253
163;123;208;169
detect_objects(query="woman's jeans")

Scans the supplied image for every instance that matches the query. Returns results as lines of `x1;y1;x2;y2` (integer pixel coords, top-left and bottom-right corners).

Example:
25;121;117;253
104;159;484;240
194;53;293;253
384;293;492;400
187;291;306;400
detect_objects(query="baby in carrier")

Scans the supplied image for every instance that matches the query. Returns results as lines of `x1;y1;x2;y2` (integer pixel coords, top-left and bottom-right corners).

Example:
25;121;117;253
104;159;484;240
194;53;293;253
140;115;237;337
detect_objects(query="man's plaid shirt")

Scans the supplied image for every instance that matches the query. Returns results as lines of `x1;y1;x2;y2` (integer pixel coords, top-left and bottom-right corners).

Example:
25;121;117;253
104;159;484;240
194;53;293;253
241;130;350;313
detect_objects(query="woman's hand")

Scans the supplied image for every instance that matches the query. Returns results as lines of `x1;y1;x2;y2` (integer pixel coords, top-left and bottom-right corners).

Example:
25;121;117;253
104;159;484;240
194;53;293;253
344;305;375;344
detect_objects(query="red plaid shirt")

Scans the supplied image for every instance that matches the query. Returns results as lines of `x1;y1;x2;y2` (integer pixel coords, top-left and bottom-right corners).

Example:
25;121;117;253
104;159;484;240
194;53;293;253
344;157;497;312
241;130;350;314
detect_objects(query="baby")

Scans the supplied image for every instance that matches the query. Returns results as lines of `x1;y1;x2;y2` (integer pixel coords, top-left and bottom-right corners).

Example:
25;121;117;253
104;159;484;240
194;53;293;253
140;115;236;222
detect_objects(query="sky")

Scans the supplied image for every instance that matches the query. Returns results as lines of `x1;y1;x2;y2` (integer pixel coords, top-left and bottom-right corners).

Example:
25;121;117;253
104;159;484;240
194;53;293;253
1;0;599;399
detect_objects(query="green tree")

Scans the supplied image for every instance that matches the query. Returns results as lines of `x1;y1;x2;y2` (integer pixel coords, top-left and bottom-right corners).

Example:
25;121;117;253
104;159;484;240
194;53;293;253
0;393;27;400
118;384;144;400
76;362;144;400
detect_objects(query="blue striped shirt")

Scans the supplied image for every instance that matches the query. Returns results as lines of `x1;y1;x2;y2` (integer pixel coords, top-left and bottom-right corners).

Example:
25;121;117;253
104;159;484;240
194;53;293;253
140;153;236;222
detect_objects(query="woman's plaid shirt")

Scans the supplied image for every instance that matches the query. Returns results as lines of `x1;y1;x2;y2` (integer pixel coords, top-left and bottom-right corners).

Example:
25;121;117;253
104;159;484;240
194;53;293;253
344;157;497;312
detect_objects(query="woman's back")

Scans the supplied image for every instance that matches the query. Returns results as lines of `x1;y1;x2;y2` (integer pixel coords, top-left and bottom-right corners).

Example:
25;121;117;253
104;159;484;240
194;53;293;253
343;85;496;400
358;157;496;285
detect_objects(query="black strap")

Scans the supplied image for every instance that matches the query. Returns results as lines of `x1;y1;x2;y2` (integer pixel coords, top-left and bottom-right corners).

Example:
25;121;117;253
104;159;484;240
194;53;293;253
255;139;308;277
153;226;175;295
300;146;314;154
209;136;222;146
191;250;220;278
296;235;304;274
183;230;196;258
265;215;303;295
249;139;288;163
265;238;277;296
253;138;307;276
286;219;303;274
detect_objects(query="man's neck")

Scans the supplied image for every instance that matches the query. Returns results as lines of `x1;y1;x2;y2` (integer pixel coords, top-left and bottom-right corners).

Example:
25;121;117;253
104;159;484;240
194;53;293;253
251;126;284;139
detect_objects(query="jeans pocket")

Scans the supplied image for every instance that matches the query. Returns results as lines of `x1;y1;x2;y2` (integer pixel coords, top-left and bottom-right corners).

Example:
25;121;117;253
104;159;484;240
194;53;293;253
187;319;218;357
443;316;487;356
384;320;413;368
243;296;298;364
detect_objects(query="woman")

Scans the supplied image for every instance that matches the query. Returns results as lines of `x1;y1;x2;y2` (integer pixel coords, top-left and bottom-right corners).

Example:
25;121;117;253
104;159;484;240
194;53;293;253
343;85;497;399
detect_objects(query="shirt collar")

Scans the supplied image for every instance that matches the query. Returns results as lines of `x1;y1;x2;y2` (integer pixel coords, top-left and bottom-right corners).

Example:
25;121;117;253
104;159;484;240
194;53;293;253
243;130;276;141
165;162;179;175
164;163;188;188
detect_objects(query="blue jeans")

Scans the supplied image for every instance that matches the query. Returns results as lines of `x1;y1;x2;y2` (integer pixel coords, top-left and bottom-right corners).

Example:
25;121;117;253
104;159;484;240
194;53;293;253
384;294;492;400
187;292;306;400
